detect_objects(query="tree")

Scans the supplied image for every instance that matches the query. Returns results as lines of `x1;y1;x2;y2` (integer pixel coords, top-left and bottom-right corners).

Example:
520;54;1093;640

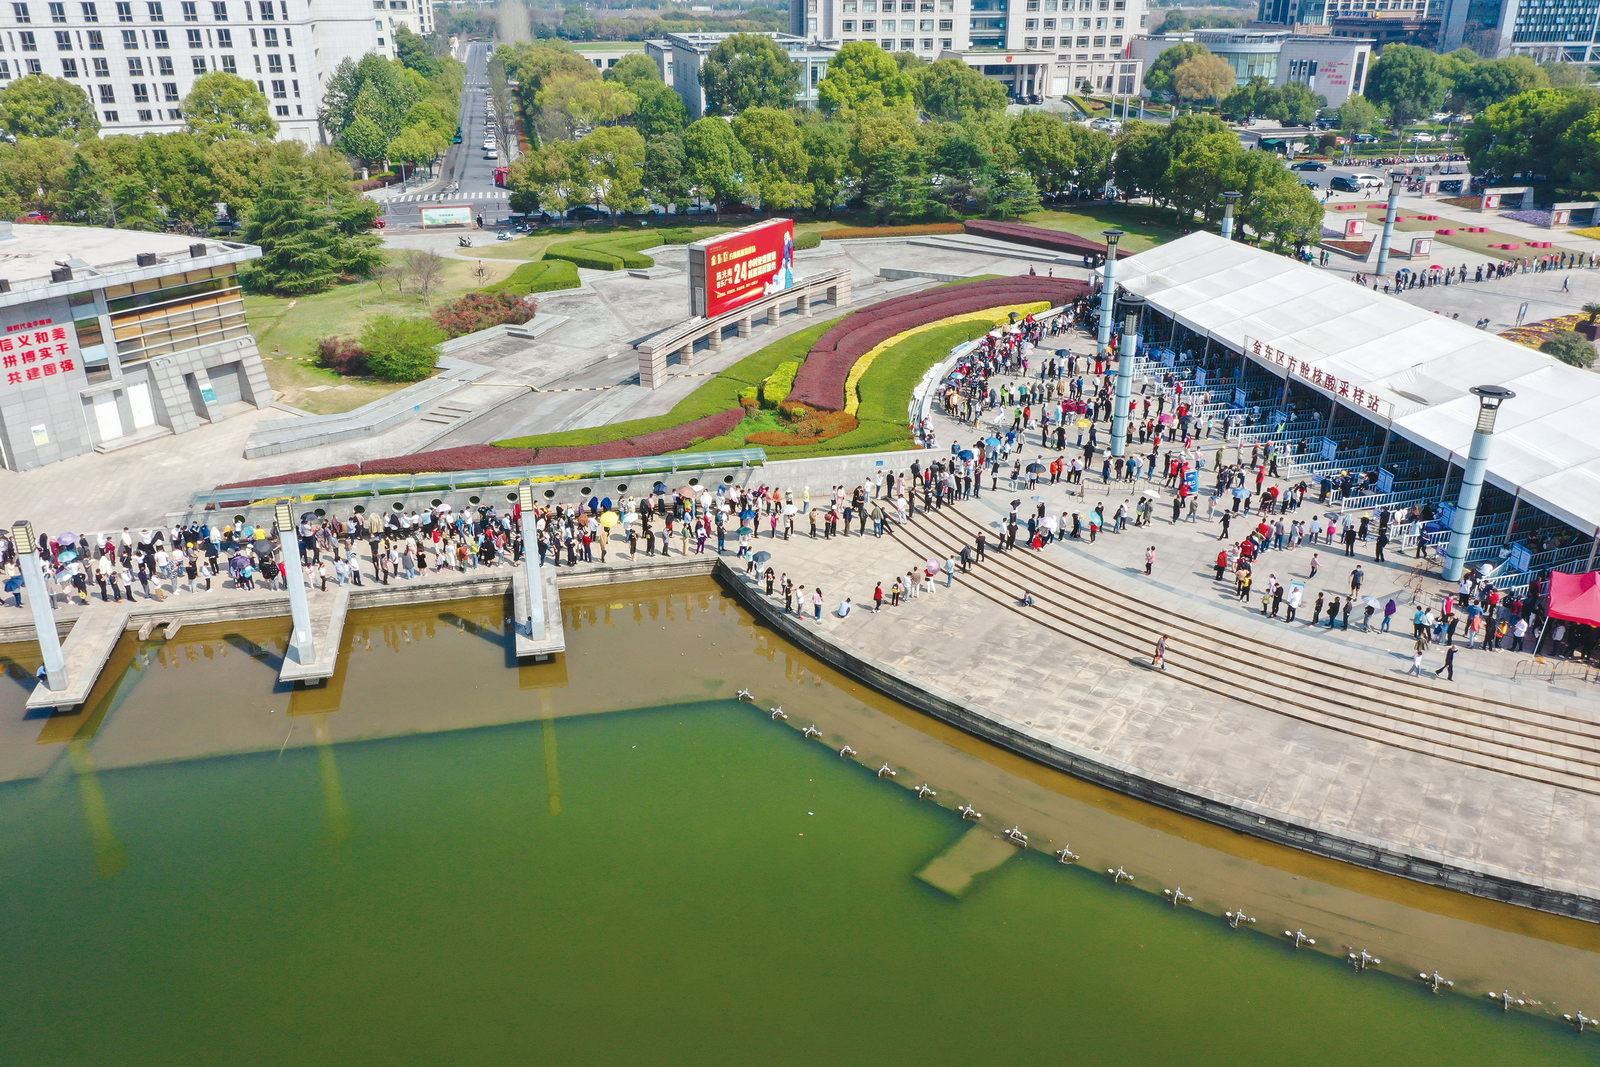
1333;94;1383;136
1008;111;1076;196
1541;330;1597;368
183;72;277;144
1173;54;1236;105
1543;62;1591;89
914;57;1008;121
394;26;443;79
240;167;382;295
605;53;664;93
1063;124;1114;191
1111;120;1171;200
1164;130;1240;222
1451;56;1547;113
801;116;850;213
635;83;689;138
537;73;636;137
579;125;647;215
982;144;1040;219
401;249;447;305
1462;88;1599;192
509;138;591;214
732;106;810;209
0;74;99;142
683;115;751;211
1221;76;1276;120
1142;42;1209;98
388;124;448;172
1269;82;1325;126
341;114;392;166
643;132;692;213
360;313;445;382
860;143;928;223
817;42;916;115
1364;43;1451;125
699;33;801;115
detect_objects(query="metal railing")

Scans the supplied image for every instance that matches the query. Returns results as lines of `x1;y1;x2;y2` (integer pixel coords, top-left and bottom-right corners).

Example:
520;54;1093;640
188;448;769;508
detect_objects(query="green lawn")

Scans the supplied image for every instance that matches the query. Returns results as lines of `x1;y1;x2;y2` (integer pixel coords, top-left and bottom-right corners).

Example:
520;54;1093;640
1027;204;1185;252
245;255;521;414
1355;205;1586;262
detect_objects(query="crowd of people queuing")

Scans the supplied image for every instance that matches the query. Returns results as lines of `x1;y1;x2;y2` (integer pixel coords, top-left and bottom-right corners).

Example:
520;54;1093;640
1353;249;1594;297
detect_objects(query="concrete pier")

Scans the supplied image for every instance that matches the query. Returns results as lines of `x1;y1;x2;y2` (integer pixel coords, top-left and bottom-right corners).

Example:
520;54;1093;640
278;587;349;686
24;603;132;712
512;563;564;661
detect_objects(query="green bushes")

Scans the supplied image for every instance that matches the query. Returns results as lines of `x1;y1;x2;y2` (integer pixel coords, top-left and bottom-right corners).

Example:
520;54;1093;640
759;360;799;408
794;230;822;250
544;245;628;270
488;259;581;295
359;314;445;382
541;226;723;272
854;320;987;427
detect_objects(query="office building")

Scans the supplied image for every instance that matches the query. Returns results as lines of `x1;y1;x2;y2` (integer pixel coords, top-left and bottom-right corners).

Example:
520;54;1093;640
1129;28;1372;105
0;222;271;471
646;31;835;117
794;0;1147;96
0;0;434;145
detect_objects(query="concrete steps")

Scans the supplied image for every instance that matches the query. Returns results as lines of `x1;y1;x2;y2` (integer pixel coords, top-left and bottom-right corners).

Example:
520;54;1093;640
419;401;475;426
884;503;1600;796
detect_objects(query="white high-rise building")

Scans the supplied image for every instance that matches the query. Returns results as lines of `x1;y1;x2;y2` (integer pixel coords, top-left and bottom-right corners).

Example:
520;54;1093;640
795;0;1146;98
0;0;434;145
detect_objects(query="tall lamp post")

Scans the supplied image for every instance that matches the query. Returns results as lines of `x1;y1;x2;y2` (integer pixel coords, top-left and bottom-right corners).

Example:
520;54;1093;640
1219;191;1242;241
1095;229;1125;361
1111;294;1146;458
275;502;315;665
11;520;66;691
1442;385;1515;582
1374;180;1402;278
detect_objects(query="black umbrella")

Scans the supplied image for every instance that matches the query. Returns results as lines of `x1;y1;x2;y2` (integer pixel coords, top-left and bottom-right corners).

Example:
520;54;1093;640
1026;463;1046;473
752;551;772;564
1011;499;1023;508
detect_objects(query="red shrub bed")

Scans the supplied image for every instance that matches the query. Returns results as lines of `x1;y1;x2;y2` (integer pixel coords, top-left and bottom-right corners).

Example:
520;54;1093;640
790;276;1087;411
433;291;537;339
211;411;749;490
964;220;1131;259
316;335;369;376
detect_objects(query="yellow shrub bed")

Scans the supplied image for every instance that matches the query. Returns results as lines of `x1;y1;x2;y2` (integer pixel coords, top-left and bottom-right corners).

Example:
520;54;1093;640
842;301;1050;415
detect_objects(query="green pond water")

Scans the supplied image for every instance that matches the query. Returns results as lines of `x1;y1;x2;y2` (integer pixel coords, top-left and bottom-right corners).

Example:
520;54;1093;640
0;580;1597;1066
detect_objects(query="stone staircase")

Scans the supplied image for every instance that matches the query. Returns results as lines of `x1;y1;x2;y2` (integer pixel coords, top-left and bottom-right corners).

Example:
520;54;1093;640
885;502;1600;796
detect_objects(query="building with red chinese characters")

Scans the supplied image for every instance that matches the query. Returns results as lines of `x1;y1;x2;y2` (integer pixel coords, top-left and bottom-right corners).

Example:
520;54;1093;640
0;222;269;471
1108;231;1600;589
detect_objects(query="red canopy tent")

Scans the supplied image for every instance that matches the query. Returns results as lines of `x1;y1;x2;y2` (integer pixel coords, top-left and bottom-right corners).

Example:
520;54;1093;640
1546;571;1600;627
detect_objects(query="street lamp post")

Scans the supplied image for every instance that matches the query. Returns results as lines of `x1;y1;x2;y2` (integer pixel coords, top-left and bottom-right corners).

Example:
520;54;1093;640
1220;191;1242;242
1442;385;1516;582
1111;294;1146;459
275;502;315;665
1374;180;1402;279
11;520;66;691
1095;229;1125;362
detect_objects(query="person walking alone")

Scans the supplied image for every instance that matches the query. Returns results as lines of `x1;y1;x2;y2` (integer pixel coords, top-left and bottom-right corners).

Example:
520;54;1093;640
1153;634;1167;671
1434;644;1457;681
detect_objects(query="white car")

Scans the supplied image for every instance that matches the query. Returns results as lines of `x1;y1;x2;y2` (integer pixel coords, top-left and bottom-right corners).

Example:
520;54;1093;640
484;146;499;160
1410;132;1436;143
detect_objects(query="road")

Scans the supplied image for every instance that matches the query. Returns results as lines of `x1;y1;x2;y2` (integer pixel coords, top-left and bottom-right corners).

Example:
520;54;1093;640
375;40;513;229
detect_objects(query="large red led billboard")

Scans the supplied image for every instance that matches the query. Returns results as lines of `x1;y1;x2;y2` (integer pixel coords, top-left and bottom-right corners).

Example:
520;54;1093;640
687;218;795;319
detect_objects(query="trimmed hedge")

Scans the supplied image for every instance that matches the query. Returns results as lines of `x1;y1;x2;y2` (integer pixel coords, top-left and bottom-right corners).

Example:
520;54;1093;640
821;223;964;240
794;230;822;250
760;360;799;408
542;227;723;272
488;259;581;295
964;220;1130;259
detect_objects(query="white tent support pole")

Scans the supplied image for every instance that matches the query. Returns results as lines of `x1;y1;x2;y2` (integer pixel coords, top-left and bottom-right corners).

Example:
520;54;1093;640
1503;489;1522;545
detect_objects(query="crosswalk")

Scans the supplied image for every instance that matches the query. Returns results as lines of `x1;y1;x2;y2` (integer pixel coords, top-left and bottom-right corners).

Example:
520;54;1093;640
387;190;510;203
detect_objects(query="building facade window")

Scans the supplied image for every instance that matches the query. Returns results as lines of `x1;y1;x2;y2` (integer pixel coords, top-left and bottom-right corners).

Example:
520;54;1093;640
162;78;177;98
126;54;142;72
60;56;78;75
190;54;203;71
103;108;117;120
219;53;233;71
97;82;113;101
119;27;134;45
152;27;167;45
214;25;227;44
91;55;106;74
146;0;160;18
47;0;63;19
131;80;147;99
115;0;130;17
156;54;172;73
86;28;101;46
186;26;199;44
11;2;30;21
81;0;96;18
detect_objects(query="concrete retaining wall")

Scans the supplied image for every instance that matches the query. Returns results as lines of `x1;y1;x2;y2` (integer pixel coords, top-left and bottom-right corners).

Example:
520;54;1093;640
711;558;1600;923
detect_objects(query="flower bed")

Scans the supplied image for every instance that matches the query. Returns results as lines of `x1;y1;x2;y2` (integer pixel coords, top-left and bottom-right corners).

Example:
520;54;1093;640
1489;243;1522;250
820;223;965;239
1439;196;1481;209
1500;312;1584;350
433;291;537;339
1321;240;1373;257
1500;209;1554;227
790;276;1086;411
1435;229;1456;235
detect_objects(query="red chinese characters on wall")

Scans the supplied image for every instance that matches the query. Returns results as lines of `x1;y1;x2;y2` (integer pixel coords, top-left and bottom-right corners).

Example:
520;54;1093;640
0;319;78;389
1250;338;1381;412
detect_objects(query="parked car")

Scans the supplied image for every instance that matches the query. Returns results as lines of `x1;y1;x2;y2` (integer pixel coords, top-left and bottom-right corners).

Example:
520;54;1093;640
565;205;607;221
1410;132;1436;143
1300;179;1320;189
484;147;499;160
1353;133;1378;144
1329;175;1362;192
367;217;388;229
15;211;50;223
1292;160;1327;171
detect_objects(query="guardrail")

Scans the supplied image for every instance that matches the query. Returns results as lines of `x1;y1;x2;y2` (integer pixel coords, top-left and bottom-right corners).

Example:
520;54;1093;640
189;448;770;508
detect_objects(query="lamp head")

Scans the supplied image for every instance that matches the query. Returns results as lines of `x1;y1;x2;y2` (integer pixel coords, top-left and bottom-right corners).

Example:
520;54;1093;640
1469;385;1514;434
1222;191;1242;204
518;483;534;510
1103;229;1125;248
274;502;293;532
11;520;35;555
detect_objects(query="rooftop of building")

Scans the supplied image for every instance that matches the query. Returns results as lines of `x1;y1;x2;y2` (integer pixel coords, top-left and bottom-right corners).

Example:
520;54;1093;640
0;224;259;308
662;30;826;51
1140;28;1375;44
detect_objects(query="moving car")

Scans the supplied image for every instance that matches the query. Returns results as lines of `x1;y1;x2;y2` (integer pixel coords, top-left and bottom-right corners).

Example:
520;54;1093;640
15;211;50;223
1329;175;1362;192
1292;160;1327;171
1353;133;1378;143
1410;132;1436;143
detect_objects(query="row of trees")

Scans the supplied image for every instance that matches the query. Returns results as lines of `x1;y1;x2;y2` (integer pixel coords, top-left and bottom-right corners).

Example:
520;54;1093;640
530;3;786;42
1462;87;1600;192
1362;43;1585;125
320;30;464;171
0;69;276;145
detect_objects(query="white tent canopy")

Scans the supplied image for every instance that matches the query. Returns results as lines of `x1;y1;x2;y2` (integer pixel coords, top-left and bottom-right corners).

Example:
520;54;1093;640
1113;232;1600;535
